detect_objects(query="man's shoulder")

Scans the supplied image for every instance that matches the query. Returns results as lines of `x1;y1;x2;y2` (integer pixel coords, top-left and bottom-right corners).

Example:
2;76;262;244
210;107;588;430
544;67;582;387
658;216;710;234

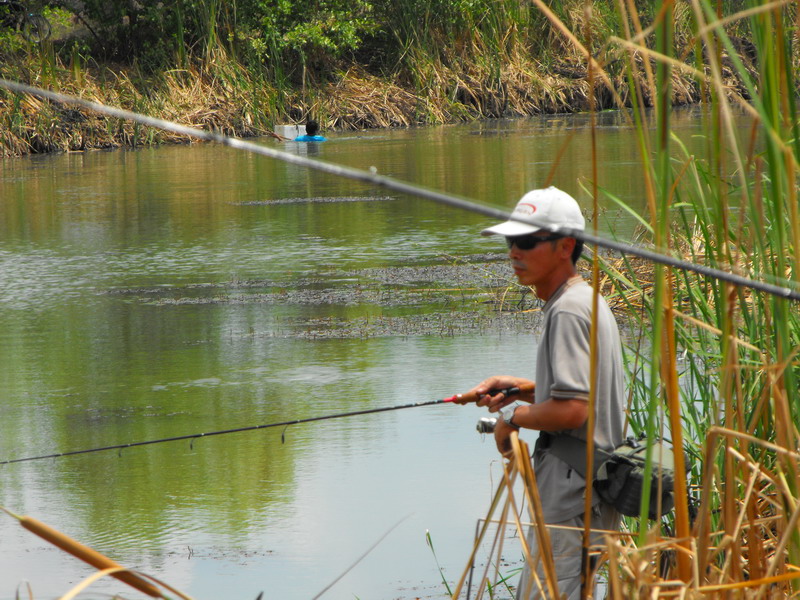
551;278;592;310
560;278;613;304
550;278;616;322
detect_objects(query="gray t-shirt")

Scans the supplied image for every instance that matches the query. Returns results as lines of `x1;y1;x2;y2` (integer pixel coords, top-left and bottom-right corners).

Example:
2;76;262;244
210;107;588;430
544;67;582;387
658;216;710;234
532;276;625;522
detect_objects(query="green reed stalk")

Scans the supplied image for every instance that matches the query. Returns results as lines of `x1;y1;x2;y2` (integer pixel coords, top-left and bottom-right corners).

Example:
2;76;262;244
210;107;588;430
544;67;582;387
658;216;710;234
647;3;691;582
204;0;219;61
640;0;670;544
713;5;799;572
600;0;800;590
425;529;452;596
752;4;800;570
174;1;186;70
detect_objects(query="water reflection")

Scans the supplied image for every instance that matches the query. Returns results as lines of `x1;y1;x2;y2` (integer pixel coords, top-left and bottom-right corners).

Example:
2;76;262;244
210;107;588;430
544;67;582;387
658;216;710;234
0;108;749;599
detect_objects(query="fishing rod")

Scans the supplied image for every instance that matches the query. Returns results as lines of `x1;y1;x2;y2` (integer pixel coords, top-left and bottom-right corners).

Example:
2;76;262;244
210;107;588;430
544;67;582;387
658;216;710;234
1;78;799;302
0;387;516;466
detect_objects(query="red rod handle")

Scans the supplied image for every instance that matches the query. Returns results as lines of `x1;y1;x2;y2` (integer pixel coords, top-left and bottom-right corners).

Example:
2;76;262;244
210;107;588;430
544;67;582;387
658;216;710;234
443;383;534;405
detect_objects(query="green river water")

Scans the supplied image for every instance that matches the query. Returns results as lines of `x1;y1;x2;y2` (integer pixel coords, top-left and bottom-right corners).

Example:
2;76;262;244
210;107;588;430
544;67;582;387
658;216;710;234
0;108;721;599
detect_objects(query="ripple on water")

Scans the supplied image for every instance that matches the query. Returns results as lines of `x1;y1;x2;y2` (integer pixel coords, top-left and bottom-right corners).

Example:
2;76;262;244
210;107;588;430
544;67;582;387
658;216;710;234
231;195;395;205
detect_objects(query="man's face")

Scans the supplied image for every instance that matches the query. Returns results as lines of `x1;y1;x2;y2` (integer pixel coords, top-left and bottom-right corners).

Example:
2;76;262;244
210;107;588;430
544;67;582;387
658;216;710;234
505;233;565;290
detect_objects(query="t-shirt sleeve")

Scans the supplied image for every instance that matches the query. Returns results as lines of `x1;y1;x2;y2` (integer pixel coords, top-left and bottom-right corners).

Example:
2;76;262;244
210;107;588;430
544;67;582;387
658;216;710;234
547;312;591;400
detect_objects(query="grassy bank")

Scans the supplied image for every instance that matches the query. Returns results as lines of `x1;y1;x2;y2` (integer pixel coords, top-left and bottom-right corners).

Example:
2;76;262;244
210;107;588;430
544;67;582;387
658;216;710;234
0;0;766;157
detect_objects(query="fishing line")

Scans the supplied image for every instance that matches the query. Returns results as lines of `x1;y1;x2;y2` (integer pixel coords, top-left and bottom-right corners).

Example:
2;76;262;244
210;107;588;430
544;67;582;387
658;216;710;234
1;78;799;302
0;396;468;466
310;514;412;600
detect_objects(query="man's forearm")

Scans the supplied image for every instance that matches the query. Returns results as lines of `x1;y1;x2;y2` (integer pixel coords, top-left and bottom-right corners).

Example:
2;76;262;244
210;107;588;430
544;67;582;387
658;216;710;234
507;397;588;431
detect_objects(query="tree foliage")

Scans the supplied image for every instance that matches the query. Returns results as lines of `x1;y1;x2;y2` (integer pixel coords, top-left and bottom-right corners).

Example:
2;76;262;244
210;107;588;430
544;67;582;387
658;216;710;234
43;0;760;74
50;0;557;75
56;0;383;78
37;0;757;99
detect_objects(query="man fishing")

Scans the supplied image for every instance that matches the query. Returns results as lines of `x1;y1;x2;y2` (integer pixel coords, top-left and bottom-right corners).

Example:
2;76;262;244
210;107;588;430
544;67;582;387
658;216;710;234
468;186;625;599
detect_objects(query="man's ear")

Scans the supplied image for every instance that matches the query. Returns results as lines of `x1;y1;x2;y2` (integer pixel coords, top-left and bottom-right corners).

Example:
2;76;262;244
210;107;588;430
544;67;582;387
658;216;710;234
559;236;577;258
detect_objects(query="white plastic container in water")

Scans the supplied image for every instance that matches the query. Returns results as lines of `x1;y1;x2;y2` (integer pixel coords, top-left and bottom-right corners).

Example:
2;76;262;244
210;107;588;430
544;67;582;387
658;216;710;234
275;124;306;139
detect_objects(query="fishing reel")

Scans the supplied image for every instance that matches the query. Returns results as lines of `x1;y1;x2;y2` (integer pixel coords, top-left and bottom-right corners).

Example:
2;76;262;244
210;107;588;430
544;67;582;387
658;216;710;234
476;406;519;433
476;417;498;433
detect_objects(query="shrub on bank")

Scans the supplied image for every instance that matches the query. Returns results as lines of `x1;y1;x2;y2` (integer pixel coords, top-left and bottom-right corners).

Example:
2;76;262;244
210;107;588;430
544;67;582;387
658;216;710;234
0;0;768;156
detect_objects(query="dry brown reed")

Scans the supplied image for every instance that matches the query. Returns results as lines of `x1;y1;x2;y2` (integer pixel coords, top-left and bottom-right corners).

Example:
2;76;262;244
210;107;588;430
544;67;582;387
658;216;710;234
0;55;276;157
455;428;800;598
603;426;800;598
324;68;420;129
0;506;195;599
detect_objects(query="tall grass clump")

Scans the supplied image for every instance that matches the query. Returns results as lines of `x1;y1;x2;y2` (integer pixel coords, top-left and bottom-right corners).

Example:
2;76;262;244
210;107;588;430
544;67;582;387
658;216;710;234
0;45;285;156
592;0;800;594
455;2;800;597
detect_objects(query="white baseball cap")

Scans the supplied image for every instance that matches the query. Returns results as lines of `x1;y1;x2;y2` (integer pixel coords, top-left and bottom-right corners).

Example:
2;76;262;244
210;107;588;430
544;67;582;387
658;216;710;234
481;186;585;237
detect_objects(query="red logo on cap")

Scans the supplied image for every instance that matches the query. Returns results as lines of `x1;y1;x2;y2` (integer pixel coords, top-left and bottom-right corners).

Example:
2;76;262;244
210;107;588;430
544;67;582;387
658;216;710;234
518;203;537;214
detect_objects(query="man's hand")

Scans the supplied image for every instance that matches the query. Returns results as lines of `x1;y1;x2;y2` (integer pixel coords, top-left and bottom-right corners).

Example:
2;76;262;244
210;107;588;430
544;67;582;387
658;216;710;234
469;376;535;412
493;416;517;457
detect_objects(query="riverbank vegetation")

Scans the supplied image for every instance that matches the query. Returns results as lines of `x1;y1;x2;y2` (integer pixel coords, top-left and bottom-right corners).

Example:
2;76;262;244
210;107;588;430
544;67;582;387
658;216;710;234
480;1;800;597
0;0;767;156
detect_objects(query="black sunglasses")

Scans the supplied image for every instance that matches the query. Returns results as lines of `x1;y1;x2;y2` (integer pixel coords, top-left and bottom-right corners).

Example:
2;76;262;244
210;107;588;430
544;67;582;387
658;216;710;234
505;234;562;250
